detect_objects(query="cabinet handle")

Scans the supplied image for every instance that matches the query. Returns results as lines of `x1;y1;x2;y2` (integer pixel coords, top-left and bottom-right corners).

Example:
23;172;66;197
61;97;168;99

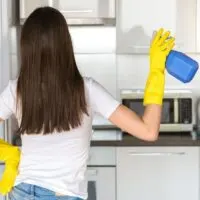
128;45;149;49
49;0;93;13
87;169;98;176
128;43;183;49
129;152;185;156
60;10;93;13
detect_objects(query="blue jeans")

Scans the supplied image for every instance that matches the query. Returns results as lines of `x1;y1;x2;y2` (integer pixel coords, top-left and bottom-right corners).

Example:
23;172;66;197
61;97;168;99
9;183;83;200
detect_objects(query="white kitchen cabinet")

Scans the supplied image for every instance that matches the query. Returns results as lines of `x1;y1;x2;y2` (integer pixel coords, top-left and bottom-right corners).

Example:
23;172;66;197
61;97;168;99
196;0;200;52
116;0;197;54
117;147;199;200
54;0;97;18
53;0;115;19
0;0;11;91
20;0;115;23
87;147;116;200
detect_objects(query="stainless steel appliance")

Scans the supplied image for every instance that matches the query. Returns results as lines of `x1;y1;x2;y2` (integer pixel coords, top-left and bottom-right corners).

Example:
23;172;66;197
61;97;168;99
87;147;116;200
19;0;116;25
121;89;193;132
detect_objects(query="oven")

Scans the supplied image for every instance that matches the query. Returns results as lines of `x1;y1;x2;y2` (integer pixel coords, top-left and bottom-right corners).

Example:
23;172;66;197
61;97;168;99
87;147;116;200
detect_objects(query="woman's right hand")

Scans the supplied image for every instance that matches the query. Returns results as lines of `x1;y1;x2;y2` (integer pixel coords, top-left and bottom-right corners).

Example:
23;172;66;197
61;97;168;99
143;28;175;106
150;28;175;73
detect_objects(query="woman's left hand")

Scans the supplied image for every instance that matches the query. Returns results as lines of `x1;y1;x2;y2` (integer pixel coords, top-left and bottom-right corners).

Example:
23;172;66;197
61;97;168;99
0;139;21;195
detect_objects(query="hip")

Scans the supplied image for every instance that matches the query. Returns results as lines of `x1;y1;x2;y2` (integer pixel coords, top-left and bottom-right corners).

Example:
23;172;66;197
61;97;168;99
9;183;83;200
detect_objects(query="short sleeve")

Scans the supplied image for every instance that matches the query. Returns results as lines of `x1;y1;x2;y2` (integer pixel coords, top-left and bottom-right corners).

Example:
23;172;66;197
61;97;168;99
0;81;16;120
89;78;120;119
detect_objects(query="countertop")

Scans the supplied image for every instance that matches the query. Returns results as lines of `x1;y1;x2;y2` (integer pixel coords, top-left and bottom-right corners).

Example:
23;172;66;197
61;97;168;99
91;133;200;146
13;131;200;147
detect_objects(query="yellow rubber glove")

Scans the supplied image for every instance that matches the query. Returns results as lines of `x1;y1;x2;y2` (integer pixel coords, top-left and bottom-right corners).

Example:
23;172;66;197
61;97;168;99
0;139;20;195
144;28;175;105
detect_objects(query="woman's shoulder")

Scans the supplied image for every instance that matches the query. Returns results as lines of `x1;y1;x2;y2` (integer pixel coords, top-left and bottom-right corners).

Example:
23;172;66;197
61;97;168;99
83;77;100;88
83;76;94;89
8;79;18;93
83;76;93;83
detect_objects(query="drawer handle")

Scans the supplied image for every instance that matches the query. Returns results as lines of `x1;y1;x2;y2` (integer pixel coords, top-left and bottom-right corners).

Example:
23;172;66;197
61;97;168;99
129;152;185;156
87;169;98;176
128;43;183;49
60;9;93;13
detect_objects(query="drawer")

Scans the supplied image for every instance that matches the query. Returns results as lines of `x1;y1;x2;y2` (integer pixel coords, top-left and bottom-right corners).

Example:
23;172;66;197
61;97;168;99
88;147;116;166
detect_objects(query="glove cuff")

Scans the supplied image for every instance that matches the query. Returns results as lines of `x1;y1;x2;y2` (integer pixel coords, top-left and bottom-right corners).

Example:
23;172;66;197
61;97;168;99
143;71;165;105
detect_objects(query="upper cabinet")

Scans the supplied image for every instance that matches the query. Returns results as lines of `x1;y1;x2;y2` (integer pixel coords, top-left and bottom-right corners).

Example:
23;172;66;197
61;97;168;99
116;0;197;54
53;0;115;18
19;0;116;25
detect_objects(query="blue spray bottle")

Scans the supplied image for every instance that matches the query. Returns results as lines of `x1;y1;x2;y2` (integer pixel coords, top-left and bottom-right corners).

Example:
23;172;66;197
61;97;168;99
166;50;199;83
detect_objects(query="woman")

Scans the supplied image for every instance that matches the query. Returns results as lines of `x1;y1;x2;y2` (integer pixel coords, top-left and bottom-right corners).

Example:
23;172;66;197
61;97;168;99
0;7;174;200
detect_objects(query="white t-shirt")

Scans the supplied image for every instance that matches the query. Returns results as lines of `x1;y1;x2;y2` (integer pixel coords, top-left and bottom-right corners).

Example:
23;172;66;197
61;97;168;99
0;77;120;199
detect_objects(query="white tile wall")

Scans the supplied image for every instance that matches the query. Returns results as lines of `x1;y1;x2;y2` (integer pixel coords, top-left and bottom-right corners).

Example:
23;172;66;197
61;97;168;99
117;54;200;92
117;55;148;90
70;27;116;54
76;54;117;98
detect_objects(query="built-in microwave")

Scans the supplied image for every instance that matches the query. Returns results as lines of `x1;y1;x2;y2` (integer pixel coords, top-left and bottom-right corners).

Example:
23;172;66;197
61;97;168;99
121;89;193;132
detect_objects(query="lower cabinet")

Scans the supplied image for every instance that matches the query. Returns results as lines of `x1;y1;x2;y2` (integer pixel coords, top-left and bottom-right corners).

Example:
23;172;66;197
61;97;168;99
117;147;199;200
87;147;116;200
87;167;116;200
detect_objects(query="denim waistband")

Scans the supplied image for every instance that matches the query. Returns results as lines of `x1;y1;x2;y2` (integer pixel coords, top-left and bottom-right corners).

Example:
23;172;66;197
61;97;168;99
9;183;83;200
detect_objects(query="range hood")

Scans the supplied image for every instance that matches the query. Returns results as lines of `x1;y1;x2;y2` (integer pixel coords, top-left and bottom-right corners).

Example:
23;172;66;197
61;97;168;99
19;0;116;26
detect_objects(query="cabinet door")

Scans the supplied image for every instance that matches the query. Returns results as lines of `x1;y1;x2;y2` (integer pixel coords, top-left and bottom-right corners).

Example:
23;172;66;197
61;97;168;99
117;147;199;200
20;0;50;19
87;167;116;200
53;0;115;18
116;0;196;54
54;0;97;18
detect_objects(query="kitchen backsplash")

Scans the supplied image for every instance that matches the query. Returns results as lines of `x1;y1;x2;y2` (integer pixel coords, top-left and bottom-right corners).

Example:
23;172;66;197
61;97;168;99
9;26;200;106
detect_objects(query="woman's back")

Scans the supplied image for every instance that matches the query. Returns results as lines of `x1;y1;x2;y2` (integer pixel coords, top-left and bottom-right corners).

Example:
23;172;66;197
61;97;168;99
1;77;119;199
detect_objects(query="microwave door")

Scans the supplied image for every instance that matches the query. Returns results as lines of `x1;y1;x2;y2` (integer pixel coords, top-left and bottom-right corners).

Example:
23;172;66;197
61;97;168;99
162;99;174;123
122;99;174;124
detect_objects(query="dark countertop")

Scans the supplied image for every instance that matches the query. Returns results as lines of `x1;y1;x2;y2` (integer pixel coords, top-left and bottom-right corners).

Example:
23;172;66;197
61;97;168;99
13;130;200;147
91;133;200;146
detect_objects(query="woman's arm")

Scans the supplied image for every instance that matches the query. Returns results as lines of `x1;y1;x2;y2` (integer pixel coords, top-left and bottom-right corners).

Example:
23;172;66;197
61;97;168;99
109;28;175;141
109;104;161;141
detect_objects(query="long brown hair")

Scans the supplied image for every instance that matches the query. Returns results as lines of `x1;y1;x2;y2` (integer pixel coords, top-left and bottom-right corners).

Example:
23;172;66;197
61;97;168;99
17;7;88;134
